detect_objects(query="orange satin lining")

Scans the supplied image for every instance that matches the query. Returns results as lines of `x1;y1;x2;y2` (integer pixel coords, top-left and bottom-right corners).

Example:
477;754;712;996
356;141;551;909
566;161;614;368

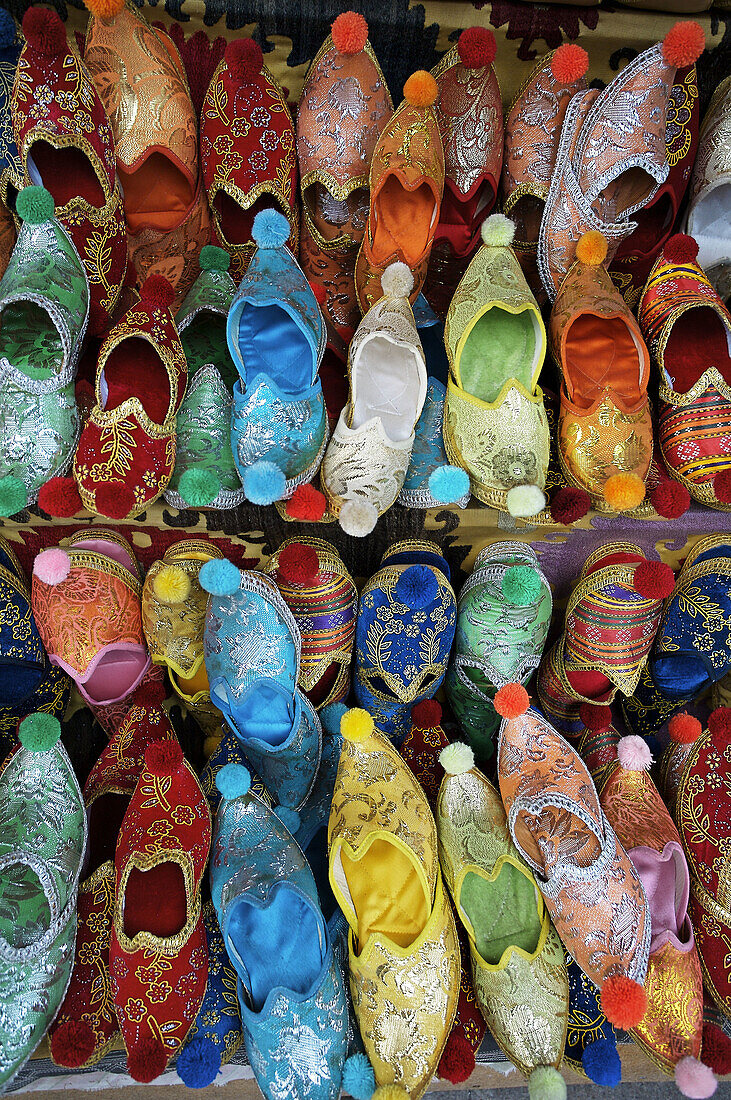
174;663;209;696
342;837;429;950
372;175;436;267
120;150;195;233
564;313;641;410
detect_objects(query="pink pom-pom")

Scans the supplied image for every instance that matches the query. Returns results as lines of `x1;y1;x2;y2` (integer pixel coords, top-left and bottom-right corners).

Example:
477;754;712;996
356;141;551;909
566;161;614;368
674;1057;717;1099
617;735;653;772
33;548;71;586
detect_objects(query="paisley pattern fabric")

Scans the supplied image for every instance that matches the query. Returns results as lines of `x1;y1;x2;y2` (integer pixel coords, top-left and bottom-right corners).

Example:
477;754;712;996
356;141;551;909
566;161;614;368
126;180;211;302
0;372;79;506
168;366;245;510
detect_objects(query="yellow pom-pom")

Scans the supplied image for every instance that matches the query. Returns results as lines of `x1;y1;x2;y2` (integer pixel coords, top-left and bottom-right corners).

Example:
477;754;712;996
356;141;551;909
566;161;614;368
575;231;608;267
603;472;645;513
152;565;191;605
84;0;125;18
403;70;438;109
372;1088;410;1100
341;707;375;742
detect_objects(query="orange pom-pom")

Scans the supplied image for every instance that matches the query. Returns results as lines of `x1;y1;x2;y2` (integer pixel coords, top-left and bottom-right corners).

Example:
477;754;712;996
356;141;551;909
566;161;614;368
331;11;368;55
662;21;705;69
285;483;327;521
576;230;608;267
551;43;589;84
226;38;263;81
601;976;647;1029
667;713;702;745
84;0;125;19
493;682;529;719
457;27;496;69
403;70;438;109
603;472;645;512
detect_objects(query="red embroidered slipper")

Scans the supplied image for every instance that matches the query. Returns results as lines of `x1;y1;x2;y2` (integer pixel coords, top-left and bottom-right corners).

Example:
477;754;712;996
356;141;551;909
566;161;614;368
72;276;186;519
110;739;211;1082
49;684;177;1069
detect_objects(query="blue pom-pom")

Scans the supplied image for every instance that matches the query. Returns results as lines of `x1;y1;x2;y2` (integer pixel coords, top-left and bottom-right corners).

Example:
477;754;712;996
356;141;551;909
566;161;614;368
321;702;347;738
215;763;251;801
394;565;439;610
242;460;286;505
0;10;17;49
582;1038;621;1087
428;464;470;504
275;806;300;833
252;208;290;249
342;1053;375;1100
177;1036;221;1088
199;558;241;597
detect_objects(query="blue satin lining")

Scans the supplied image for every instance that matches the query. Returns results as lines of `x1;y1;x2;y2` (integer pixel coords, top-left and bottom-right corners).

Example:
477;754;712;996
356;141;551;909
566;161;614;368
238;303;311;394
225;680;294;747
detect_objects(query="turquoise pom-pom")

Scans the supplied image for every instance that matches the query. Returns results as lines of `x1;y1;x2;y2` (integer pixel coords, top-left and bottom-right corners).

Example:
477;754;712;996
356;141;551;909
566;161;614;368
0;10;17;48
176;1036;221;1088
242;460;286;505
16;186;54;226
216;763;251;801
251;208;290;249
394;565;438;610
320;702;347;738
428;464;470;504
198;244;230;273
19;713;61;753
502;564;542;607
275;806;300;833
582;1039;621;1087
342;1054;375;1100
179;468;220;507
199;558;241;597
0;475;27;517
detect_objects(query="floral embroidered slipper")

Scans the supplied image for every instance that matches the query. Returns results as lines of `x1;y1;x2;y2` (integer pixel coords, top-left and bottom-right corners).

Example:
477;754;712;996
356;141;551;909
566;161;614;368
497;696;651;1033
424;28;502;319
201;558;322;809
165;245;244;512
201;39;297;283
563;950;621;1087
297;13;392;352
227;209;327;505
211;764;349;1100
436;741;569;1096
12;8;126;333
321;263;427;534
0;713;86;1090
686;75;731;299
110;740;211;1082
0;186;87;518
49;687;177;1070
84;0;210;300
536;544;674;740
355;71;444;312
265;539;357;710
32;529;150;708
445;542;552;761
353;540;456;741
638;234;731;510
328;709;460;1098
0;10;22;216
443;214;549;518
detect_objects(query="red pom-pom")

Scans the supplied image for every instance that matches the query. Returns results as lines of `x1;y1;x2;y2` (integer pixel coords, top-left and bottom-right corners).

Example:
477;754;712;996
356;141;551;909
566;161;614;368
140;274;174;311
668;713;702;744
457;27;496;69
127;1036;168;1083
225;38;263;81
707;707;731;741
579;703;612;732
94;482;136;520
145;739;183;776
601;975;647;1029
50;1020;96;1069
22;8;68;57
493;682;529;719
438;1032;475;1084
651;478;691;519
662;21;705;69
285;483;327;521
713;470;731;504
37;477;83;518
551;43;589;84
308;280;327;306
702;1022;731;1076
634;560;675;601
331;11;368;56
412;699;443;729
664;233;700;266
277;542;320;585
551;486;591;525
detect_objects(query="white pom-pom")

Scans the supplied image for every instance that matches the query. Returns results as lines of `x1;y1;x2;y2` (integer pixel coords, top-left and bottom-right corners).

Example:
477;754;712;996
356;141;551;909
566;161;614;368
617;735;653;772
481;213;516;248
439;742;475;776
506;484;546;518
339;498;378;537
381;262;414;299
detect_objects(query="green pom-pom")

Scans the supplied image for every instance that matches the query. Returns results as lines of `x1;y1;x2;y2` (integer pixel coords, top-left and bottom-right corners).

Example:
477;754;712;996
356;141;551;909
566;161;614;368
0;475;27;516
528;1066;566;1100
199;245;230;273
19;712;61;752
502;564;542;607
179;467;220;507
16;186;54;225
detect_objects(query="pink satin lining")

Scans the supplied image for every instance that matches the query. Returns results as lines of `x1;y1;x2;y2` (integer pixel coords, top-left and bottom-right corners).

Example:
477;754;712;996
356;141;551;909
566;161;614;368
629;841;693;954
